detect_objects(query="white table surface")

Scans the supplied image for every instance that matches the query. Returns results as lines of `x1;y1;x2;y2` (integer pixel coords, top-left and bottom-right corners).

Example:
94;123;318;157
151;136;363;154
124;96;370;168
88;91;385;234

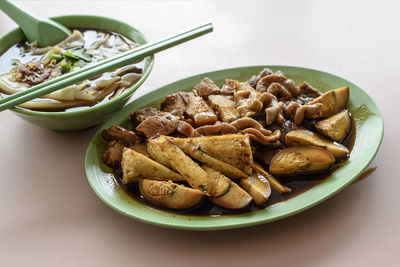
0;1;397;266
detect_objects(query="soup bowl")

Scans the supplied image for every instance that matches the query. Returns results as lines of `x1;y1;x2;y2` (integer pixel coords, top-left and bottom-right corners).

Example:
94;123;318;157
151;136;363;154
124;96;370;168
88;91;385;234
0;15;154;131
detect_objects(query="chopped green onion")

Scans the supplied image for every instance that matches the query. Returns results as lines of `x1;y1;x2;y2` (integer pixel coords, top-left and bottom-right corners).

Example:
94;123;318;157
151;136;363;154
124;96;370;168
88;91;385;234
73;60;85;68
49;53;63;61
63;51;80;60
60;59;72;73
66;48;92;62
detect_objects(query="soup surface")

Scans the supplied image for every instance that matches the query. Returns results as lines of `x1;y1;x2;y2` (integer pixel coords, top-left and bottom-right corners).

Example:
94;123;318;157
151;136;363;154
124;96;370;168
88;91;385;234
0;29;144;111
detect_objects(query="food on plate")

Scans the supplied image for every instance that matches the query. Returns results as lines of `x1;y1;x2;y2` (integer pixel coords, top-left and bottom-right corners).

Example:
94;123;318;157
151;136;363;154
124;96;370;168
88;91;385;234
285;129;349;159
121;147;184;184
0;29;143;111
139;179;204;209
239;173;271;206
315;110;351;142
100;68;355;214
306;87;349;117
269;146;335;176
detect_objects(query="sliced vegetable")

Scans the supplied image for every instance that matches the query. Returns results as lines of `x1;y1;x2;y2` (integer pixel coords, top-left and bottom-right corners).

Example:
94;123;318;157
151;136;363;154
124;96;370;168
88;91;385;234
70;48;92;62
49;53;64;61
60;58;71;73
73;60;86;68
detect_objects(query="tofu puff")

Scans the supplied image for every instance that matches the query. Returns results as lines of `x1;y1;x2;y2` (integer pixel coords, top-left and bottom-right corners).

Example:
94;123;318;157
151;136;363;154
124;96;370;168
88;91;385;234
119;134;271;210
147;136;254;209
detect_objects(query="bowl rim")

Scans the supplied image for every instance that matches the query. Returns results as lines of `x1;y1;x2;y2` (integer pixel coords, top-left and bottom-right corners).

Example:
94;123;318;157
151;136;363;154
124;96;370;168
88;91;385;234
0;14;155;117
85;64;384;230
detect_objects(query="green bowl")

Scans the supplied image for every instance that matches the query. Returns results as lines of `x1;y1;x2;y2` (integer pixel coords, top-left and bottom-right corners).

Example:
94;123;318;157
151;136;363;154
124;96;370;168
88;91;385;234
0;15;154;131
85;65;384;230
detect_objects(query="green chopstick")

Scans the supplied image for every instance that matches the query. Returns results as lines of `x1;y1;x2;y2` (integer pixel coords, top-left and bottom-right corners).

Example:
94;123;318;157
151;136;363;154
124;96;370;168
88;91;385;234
0;22;213;112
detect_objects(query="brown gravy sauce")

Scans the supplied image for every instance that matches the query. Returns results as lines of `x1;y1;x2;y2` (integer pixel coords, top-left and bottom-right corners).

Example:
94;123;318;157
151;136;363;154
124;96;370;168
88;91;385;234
114;118;356;216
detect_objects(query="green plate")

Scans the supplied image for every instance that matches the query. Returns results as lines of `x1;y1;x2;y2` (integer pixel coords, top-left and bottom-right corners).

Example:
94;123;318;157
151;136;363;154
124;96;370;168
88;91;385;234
85;65;384;230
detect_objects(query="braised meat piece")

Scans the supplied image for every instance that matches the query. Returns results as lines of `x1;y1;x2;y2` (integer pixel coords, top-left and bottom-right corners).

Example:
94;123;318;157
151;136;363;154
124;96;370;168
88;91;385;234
184;92;217;127
234;82;263;117
101;125;142;144
176;120;200;137
130;108;161;127
194;77;221;97
269;120;300;144
11;61;62;86
296;82;321;105
161;92;189;117
136;112;179;138
208;94;239;123
256;71;300;97
247;68;273;88
196;121;237;136
103;141;125;167
220;79;239;95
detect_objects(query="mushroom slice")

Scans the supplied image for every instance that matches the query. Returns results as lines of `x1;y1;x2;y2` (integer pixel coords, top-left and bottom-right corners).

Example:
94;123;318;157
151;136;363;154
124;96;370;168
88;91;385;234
239;173;271;206
147;137;215;195
202;165;232;197
121;147;184;184
306;87;349;117
285;129;349;159
170;134;253;175
168;137;248;179
315;110;351;142
139;179;204;210
269;146;335;176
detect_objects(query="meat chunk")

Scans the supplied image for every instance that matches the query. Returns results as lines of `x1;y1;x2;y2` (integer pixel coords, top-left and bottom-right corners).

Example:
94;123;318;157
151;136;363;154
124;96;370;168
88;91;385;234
101;125;142;144
296;82;321;105
176;120;200;137
161;92;189;117
256;71;300;97
136;112;179;138
221;79;239;95
208;94;239;123
184;92;217;127
234;82;263;117
194;77;220;97
102;141;125;167
11;61;62;86
247;68;273;88
196;121;237;136
130;108;161;127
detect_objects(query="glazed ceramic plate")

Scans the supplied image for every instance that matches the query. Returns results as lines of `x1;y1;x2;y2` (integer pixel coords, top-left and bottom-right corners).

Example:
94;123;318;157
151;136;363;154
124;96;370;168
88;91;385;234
85;65;383;230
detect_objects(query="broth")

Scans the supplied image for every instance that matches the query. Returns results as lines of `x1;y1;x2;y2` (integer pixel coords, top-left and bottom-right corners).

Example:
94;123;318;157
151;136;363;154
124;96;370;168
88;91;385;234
0;28;144;111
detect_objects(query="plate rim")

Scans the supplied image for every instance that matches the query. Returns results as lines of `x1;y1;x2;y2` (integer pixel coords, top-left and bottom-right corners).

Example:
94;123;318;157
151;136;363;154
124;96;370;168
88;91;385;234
85;65;384;230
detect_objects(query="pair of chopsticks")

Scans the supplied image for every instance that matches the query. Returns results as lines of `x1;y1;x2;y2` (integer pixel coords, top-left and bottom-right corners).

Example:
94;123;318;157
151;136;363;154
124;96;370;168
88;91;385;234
0;23;213;112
